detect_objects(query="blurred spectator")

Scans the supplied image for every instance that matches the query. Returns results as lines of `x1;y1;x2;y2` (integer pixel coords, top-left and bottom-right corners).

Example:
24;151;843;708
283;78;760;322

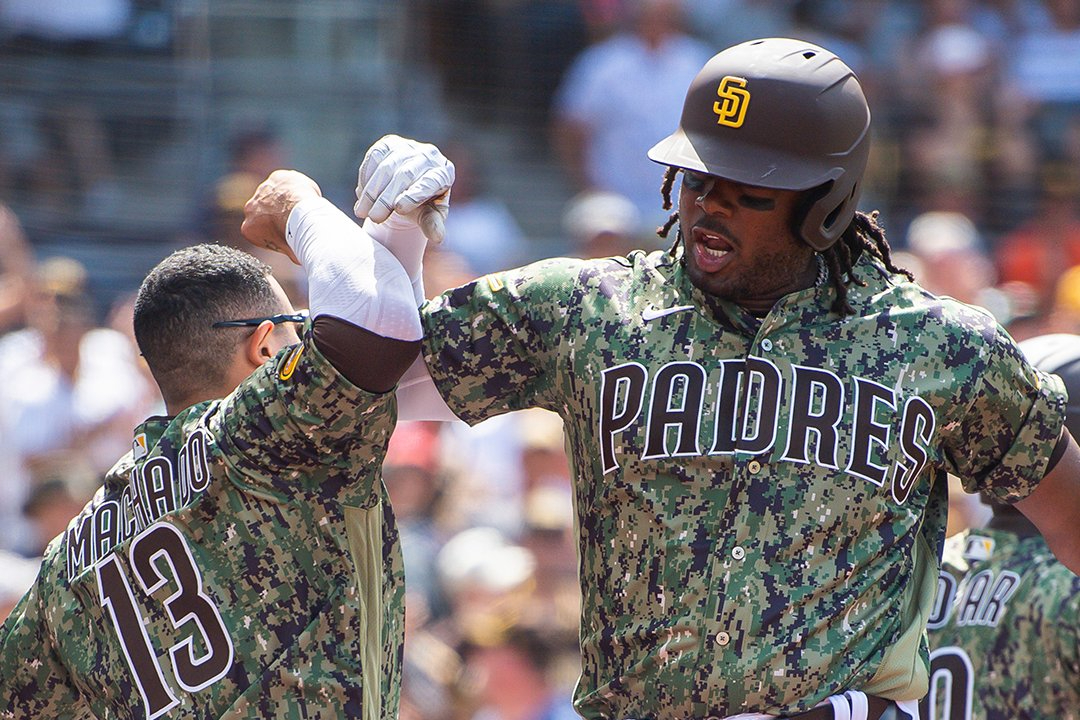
0;256;160;555
562;189;644;258
1005;0;1080;162
395;406;580;720
436;527;536;644
0;551;39;623
422;0;586;127
846;0;922;93
1042;262;1080;335
994;162;1080;319
0;203;34;333
578;0;627;41
683;0;793;53
385;420;452;624
20;473;90;557
551;0;712;233
440;409;560;539
202;126;307;305
789;0;870;77
441;139;530;275
459;625;579;720
896;21;1033;228
400;526;537;720
517;409;571;496
519;486;579;636
967;0;1053;46
901;210;1000;310
0;0;132;225
494;1;588;129
419;0;502;112
225;124;287;181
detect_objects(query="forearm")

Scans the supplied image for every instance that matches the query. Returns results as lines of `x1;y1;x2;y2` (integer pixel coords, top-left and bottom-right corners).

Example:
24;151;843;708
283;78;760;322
362;215;427;305
286;197;421;342
1016;432;1080;575
285;197;422;390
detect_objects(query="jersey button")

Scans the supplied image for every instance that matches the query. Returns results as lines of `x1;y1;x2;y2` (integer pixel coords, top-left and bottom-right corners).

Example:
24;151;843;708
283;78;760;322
760;338;773;351
731;546;745;560
714;631;731;646
747;460;762;474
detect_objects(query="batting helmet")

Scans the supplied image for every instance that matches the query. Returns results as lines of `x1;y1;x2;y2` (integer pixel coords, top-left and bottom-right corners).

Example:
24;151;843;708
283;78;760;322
1018;333;1080;440
648;37;871;251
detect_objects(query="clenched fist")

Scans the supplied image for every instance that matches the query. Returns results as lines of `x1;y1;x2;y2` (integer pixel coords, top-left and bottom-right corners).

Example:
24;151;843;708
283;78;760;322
241;170;322;264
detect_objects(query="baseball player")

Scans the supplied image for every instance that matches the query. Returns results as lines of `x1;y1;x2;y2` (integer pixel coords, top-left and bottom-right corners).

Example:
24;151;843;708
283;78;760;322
0;170;424;718
340;37;1080;720
923;333;1080;720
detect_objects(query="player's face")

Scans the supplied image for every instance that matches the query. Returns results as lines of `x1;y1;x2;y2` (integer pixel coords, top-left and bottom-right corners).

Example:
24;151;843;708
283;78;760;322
677;170;816;311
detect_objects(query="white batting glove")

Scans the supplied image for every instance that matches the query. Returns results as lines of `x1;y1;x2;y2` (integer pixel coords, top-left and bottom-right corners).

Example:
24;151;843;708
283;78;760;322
354;134;455;244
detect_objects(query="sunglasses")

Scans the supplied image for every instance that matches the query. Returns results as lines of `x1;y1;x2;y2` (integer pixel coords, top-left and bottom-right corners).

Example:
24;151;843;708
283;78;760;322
212;310;308;329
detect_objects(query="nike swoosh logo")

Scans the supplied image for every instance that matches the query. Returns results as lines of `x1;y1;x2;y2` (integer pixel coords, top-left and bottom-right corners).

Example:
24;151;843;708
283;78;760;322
642;305;695;322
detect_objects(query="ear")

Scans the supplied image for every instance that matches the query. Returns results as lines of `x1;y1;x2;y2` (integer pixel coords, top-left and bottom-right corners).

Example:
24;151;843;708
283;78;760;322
244;319;278;368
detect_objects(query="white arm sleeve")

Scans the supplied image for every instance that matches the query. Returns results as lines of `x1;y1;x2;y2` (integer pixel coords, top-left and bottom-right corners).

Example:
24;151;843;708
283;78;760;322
395;355;461;422
362;214;427;306
285;197;421;342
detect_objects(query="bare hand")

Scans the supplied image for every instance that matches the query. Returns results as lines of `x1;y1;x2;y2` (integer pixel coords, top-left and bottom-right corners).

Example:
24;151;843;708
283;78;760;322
241;170;322;264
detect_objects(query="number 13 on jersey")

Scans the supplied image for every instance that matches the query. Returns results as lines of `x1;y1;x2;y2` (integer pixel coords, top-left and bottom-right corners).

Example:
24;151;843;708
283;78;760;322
96;522;234;719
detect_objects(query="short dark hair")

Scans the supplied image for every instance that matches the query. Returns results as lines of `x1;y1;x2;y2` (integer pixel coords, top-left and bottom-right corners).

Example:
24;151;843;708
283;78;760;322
134;244;282;399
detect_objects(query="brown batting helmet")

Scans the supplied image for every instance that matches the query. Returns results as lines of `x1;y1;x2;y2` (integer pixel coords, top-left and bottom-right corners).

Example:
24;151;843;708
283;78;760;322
648;37;871;251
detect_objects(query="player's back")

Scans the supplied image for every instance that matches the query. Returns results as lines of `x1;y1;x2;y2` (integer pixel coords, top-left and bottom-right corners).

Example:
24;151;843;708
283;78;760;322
924;528;1080;720
1;341;405;720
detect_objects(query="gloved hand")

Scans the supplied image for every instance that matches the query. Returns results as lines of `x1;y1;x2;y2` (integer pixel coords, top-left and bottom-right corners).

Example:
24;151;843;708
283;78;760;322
354;134;455;244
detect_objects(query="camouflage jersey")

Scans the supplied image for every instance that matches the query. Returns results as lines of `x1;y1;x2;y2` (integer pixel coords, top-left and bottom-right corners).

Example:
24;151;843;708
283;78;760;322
1;333;405;720
419;246;1066;718
924;525;1080;720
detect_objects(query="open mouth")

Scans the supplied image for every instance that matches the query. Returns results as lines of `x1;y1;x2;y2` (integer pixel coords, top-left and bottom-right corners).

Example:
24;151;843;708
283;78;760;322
691;227;734;272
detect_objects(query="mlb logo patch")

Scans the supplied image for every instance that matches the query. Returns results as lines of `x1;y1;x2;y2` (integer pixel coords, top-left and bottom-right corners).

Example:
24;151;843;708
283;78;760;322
962;535;995;561
132;433;149;460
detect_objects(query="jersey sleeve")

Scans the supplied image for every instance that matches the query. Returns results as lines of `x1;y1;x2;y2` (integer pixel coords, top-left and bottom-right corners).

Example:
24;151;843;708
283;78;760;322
941;321;1067;501
209;329;397;508
420;258;586;424
0;557;95;719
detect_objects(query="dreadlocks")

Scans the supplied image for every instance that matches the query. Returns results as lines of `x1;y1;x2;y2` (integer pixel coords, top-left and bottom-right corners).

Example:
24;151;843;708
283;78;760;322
657;167;912;316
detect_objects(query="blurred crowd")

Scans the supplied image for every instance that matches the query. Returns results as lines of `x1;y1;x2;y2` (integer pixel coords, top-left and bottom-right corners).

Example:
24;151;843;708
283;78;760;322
2;1;1080;718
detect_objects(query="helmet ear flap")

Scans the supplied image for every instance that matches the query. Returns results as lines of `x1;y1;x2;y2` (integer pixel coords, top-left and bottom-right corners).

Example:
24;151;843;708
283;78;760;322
798;178;860;252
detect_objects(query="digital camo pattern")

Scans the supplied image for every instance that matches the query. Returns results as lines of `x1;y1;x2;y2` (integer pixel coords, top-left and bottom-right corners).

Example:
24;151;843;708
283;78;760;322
420;246;1066;718
926;528;1080;720
1;335;405;720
